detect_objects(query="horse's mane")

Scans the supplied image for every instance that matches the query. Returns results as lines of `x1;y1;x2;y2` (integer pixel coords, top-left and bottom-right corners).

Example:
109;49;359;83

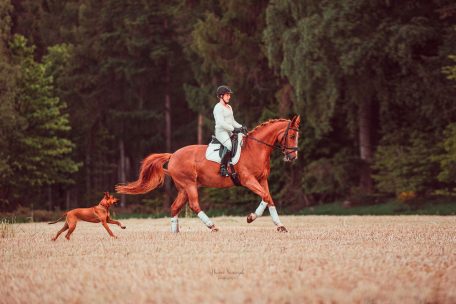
248;118;289;135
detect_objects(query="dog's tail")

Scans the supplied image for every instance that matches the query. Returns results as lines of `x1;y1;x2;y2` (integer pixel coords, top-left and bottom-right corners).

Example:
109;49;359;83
115;153;172;195
48;214;66;225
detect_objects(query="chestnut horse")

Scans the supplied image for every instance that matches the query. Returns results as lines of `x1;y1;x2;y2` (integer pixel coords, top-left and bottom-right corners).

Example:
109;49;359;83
116;116;300;232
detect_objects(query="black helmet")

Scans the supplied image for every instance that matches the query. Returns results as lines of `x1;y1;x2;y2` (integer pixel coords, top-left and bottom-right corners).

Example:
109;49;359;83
216;85;233;98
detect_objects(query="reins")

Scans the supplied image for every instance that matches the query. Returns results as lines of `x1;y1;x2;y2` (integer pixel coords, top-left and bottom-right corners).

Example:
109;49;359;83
243;121;299;156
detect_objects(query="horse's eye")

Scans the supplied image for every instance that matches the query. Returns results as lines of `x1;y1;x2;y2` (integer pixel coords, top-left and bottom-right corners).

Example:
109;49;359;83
290;135;296;139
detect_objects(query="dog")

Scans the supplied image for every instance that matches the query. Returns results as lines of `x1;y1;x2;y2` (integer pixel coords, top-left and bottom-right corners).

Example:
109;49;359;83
49;192;126;241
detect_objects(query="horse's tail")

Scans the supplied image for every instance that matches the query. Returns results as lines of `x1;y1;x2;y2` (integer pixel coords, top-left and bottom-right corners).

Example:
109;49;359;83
115;153;172;195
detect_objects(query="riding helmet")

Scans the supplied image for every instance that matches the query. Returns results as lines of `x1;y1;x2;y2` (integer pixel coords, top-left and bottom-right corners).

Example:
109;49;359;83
216;85;233;98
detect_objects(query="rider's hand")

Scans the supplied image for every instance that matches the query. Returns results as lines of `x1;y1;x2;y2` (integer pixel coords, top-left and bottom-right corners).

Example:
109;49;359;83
241;126;248;135
233;127;242;133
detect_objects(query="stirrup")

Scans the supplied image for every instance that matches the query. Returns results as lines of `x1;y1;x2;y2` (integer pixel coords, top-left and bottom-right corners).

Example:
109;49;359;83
220;166;229;177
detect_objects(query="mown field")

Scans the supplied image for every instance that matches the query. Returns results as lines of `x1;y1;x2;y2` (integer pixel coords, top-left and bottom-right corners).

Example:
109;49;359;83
1;216;455;303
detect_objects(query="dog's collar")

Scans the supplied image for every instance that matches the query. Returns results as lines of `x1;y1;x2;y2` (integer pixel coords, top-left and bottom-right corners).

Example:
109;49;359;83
98;203;110;210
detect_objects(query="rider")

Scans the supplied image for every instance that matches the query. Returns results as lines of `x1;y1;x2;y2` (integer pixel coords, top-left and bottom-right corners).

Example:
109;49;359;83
213;85;247;177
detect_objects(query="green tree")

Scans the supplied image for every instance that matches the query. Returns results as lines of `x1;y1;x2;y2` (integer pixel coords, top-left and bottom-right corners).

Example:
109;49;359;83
5;35;79;206
190;0;279;125
0;0;17;205
434;124;456;190
373;132;441;195
50;0;194;207
443;54;456;80
436;39;456;191
263;0;456;195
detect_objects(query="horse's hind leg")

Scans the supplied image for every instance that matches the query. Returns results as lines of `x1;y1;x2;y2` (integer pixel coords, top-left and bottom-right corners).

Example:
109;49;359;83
185;185;218;232
170;190;188;233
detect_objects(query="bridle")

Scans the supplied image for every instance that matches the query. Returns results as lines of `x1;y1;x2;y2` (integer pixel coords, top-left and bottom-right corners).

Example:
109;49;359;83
244;121;299;157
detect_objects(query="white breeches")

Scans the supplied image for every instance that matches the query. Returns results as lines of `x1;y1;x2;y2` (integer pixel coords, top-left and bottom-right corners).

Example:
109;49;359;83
215;129;232;151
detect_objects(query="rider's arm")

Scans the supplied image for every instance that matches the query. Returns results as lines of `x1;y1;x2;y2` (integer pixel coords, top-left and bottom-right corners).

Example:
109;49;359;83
227;105;242;128
214;105;235;132
232;119;242;129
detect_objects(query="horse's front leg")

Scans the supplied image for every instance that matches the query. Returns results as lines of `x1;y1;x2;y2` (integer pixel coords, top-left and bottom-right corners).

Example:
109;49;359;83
243;177;287;232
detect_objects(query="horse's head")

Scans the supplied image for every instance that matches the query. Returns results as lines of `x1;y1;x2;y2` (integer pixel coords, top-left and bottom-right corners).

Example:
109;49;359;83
277;115;300;162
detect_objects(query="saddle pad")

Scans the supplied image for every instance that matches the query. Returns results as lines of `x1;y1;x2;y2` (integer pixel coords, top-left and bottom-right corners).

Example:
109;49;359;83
205;133;244;165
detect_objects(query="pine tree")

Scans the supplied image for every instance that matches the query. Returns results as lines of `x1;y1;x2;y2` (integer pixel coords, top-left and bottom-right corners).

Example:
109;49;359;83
189;0;278;125
5;35;79;205
0;0;18;205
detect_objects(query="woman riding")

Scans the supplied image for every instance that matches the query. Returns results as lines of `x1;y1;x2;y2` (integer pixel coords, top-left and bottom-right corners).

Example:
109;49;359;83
213;85;247;176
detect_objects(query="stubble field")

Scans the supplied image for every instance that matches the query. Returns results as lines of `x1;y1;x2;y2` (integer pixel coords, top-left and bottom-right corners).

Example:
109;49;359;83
1;215;455;303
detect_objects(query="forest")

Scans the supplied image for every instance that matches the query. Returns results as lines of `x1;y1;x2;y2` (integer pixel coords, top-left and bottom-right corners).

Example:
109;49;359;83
0;0;455;215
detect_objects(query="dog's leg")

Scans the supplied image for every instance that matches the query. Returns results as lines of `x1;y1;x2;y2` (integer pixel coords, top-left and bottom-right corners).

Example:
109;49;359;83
101;220;117;238
107;218;126;229
65;221;77;240
52;222;69;241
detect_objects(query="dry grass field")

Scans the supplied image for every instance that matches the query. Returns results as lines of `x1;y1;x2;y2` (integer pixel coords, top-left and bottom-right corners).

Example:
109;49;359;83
1;215;455;304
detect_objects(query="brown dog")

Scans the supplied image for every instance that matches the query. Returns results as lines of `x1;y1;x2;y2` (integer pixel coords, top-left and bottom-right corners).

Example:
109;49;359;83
49;192;126;241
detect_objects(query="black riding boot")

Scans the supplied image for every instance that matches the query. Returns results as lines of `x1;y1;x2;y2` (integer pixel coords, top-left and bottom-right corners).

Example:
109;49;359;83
220;147;232;177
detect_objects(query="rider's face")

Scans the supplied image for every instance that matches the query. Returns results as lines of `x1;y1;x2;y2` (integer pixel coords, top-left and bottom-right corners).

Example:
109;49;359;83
222;93;231;103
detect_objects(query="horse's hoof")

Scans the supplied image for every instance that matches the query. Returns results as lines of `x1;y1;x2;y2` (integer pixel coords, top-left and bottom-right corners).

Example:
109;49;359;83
121;226;126;229
211;226;219;232
277;226;288;233
247;213;256;223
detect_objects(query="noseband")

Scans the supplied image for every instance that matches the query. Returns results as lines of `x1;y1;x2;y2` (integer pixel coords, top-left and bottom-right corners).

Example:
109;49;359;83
245;121;299;157
278;121;299;157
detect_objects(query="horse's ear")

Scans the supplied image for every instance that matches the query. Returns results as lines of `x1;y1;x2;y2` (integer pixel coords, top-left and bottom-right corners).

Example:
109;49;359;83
104;192;109;198
291;115;301;127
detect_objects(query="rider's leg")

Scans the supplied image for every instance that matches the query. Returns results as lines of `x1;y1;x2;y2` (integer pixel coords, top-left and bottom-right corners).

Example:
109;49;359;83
219;146;232;177
215;130;232;177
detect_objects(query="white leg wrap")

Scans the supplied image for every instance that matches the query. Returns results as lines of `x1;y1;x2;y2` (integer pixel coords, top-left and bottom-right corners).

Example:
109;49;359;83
197;211;214;228
268;206;283;226
171;216;179;233
254;200;268;217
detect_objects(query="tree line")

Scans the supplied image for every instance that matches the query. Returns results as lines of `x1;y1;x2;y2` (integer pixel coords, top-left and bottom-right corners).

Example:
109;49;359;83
0;0;455;213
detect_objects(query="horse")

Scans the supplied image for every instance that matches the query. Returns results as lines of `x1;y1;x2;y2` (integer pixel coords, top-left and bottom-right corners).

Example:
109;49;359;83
116;115;300;232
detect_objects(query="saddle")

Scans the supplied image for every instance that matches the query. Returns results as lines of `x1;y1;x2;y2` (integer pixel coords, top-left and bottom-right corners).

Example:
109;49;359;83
205;133;244;186
210;135;239;159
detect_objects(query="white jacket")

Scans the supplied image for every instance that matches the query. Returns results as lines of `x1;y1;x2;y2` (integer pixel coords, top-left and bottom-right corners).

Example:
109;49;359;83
213;103;242;133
